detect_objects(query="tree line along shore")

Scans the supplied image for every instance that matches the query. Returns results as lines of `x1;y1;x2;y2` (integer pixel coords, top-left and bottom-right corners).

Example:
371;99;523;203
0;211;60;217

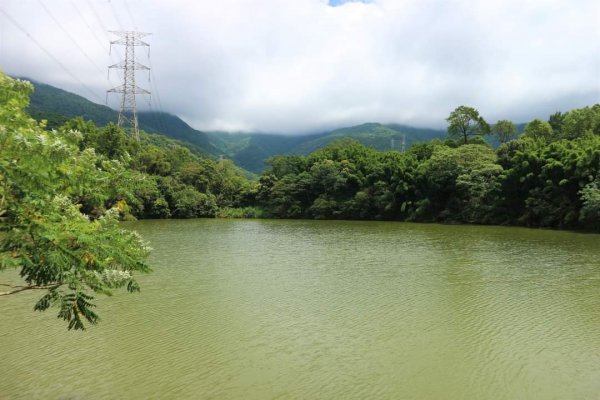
1;73;598;329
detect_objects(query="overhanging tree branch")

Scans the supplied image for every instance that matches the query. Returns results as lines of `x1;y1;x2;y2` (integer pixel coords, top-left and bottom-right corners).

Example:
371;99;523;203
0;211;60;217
0;283;61;296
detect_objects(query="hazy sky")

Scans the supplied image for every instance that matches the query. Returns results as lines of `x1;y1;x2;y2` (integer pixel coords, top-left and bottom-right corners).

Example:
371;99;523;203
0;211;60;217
1;0;598;133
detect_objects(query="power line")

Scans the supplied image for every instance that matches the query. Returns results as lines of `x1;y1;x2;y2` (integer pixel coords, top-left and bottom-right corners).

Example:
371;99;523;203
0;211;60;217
70;0;108;53
123;0;137;30
86;0;109;32
145;32;167;135
147;53;167;121
0;6;103;103
37;0;105;76
82;0;125;92
84;0;122;62
148;69;168;134
108;0;126;31
147;96;166;135
69;0;121;87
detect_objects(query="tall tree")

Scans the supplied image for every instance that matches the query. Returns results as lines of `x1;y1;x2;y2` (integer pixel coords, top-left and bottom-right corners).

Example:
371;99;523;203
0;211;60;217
446;106;491;144
522;119;554;141
0;73;151;330
548;111;565;136
492;120;518;143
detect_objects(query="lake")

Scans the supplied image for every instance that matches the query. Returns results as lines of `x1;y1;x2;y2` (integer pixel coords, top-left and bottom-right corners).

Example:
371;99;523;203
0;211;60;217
1;219;600;399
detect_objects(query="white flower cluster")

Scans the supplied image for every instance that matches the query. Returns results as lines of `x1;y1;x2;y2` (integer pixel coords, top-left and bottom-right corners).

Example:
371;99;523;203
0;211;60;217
102;208;121;221
127;231;153;253
96;269;131;285
48;140;70;157
35;134;47;145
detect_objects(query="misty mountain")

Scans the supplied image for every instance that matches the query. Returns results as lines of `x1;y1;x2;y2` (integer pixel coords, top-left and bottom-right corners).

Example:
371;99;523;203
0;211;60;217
26;79;117;127
290;123;446;154
206;123;448;172
24;78;221;155
24;78;449;173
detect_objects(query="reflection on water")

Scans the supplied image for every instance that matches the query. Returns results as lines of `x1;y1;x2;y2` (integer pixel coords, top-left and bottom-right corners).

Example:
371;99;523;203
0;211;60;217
1;219;600;399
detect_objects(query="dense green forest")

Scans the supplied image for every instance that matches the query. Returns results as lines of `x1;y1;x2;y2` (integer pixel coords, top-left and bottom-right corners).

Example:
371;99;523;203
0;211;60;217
207;123;448;172
25;79;222;156
253;107;600;230
58;119;255;220
2;72;599;330
25;79;448;172
14;75;600;231
0;74;257;329
1;74;150;329
49;101;600;231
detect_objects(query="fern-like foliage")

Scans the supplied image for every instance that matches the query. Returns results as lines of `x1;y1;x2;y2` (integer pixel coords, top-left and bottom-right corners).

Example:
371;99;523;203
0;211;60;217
0;72;150;330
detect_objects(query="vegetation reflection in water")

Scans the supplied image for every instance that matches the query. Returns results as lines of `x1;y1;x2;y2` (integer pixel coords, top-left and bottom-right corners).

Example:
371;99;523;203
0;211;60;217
1;219;600;399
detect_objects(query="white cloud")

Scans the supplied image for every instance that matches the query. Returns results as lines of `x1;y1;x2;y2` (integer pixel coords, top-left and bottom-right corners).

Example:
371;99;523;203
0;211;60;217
1;0;598;133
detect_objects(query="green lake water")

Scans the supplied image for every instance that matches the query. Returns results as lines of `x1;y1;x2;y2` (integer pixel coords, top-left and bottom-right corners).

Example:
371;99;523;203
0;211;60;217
1;219;600;399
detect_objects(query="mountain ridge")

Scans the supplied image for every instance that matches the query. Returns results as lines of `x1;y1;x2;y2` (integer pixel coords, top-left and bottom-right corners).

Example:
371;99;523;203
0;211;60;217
23;78;448;173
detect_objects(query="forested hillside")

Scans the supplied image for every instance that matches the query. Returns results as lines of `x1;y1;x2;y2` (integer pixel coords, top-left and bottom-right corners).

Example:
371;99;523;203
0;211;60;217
0;74;261;328
24;78;220;156
12;76;600;231
25;79;117;127
252;107;600;230
173;123;447;173
1;73;599;331
289;123;445;154
26;79;449;173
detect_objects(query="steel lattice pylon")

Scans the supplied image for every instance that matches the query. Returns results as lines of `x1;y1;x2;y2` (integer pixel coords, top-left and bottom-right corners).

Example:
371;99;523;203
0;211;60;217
107;31;150;141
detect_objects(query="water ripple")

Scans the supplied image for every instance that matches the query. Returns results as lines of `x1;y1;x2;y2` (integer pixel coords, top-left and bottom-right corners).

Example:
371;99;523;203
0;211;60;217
1;220;600;399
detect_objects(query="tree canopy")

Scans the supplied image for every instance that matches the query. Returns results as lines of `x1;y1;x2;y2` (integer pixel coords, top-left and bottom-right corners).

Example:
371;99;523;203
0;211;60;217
446;106;491;144
0;73;150;330
492;120;518;144
253;104;600;230
2;72;599;331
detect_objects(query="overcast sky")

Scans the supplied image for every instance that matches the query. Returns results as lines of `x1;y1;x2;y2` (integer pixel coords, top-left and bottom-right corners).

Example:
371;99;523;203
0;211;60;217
1;0;598;133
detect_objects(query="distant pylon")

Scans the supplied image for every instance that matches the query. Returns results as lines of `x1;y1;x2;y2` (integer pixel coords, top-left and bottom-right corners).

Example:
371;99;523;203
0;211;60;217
107;31;151;141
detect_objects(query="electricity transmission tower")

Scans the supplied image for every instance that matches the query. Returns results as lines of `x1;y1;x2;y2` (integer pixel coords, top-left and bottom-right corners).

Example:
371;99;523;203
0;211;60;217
391;134;406;152
107;31;151;141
